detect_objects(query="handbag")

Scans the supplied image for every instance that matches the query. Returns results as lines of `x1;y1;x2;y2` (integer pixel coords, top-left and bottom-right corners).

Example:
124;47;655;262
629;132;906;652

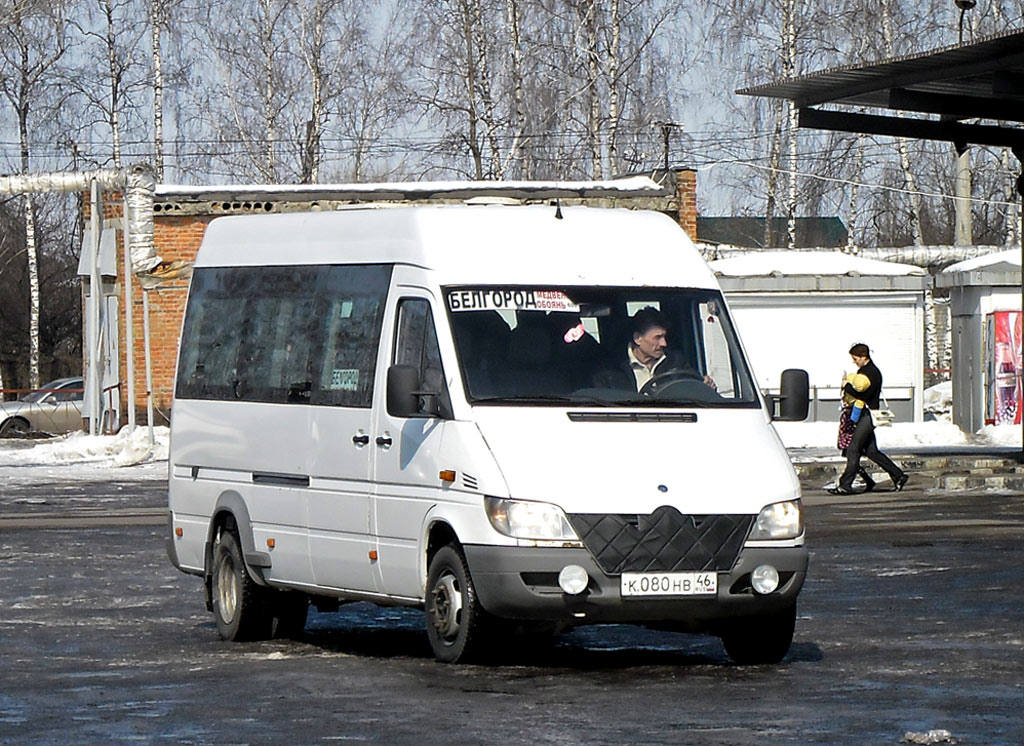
872;397;895;427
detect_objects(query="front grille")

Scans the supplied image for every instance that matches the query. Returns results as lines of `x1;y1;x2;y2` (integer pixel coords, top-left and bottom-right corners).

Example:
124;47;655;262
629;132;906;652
567;508;753;575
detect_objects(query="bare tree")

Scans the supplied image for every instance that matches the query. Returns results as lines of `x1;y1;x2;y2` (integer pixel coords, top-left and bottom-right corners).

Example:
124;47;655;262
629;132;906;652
0;1;70;389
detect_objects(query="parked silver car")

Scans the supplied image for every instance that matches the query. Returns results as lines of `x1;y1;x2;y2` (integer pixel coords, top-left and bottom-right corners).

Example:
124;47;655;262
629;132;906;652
0;377;85;436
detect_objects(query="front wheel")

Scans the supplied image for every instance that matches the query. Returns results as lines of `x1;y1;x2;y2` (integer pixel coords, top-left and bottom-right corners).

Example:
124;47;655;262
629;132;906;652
211;530;272;641
424;545;491;663
720;605;796;665
0;417;30;437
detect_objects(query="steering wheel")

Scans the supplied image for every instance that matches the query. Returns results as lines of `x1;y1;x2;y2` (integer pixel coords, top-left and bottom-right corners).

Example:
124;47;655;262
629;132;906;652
640;368;704;398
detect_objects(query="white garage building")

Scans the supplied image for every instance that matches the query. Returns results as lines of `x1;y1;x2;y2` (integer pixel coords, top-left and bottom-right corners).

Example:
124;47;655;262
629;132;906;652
709;251;929;423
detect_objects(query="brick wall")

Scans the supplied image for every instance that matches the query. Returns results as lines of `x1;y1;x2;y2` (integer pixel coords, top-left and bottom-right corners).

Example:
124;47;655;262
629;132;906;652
84;195;212;426
83;175;701;427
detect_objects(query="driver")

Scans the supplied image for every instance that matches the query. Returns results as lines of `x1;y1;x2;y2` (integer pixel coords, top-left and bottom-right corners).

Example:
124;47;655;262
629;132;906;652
595;307;716;392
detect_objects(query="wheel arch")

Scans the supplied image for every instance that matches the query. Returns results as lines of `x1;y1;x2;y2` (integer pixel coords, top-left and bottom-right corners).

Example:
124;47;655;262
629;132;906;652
204;490;271;589
0;415;31;434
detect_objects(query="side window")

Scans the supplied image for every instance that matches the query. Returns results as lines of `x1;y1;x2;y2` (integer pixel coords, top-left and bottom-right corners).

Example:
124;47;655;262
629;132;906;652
312;265;391;407
53;384;84;403
176;264;392;407
394;299;451;414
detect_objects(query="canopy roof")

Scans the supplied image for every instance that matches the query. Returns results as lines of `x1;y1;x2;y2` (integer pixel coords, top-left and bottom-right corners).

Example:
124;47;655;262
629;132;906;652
739;28;1024;150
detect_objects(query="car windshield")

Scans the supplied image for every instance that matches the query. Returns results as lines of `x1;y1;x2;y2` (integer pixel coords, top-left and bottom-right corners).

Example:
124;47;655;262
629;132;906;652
445;286;759;408
21;380;65;404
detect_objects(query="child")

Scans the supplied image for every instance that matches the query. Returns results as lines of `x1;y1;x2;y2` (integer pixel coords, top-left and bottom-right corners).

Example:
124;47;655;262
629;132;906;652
844;372;870;423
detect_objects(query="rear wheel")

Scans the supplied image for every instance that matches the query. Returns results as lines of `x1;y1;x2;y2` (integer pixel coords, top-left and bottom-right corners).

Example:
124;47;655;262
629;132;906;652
211;530;272;641
425;545;492;663
720;605;796;665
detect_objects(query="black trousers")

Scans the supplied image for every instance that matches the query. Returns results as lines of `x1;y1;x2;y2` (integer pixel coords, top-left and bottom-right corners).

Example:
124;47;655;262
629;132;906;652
839;414;904;489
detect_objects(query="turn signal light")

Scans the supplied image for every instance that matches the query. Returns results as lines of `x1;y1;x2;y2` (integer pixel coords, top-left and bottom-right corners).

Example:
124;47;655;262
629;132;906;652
439;470;456;482
266;538;276;549
175;527;183;538
368;550;378;561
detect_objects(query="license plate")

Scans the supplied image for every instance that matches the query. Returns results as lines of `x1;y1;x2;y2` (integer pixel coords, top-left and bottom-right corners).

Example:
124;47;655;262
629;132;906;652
620;571;717;597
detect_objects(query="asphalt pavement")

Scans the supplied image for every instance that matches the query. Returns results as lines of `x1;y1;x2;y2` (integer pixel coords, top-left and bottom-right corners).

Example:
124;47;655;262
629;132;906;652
0;474;1021;745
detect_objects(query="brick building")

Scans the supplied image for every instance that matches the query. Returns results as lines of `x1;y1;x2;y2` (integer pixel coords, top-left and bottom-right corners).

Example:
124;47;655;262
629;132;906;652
86;170;699;427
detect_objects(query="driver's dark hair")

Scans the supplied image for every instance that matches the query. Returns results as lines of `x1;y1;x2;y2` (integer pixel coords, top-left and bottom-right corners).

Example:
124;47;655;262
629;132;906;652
849;342;870;358
631;306;669;338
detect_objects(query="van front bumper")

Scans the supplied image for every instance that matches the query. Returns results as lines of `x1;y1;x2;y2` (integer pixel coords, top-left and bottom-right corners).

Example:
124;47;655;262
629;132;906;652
463;544;807;627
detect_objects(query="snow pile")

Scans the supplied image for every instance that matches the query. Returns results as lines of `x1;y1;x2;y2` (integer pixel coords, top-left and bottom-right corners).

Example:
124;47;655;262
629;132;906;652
774;419;1021;450
923;381;953;421
0;426;169;468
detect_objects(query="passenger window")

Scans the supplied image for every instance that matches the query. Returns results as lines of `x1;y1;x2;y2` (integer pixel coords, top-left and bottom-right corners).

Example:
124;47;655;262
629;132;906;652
394;299;451;415
176;264;392;407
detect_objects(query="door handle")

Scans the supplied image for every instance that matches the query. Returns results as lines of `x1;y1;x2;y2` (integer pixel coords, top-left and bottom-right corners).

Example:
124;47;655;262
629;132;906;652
375;435;393;447
352;433;370;445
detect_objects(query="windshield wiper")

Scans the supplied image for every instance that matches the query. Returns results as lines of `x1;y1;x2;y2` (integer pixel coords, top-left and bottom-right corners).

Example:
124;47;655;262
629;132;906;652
470;394;613;406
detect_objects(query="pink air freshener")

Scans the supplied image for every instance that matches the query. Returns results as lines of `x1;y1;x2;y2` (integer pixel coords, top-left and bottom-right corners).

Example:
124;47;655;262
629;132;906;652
564;322;586;344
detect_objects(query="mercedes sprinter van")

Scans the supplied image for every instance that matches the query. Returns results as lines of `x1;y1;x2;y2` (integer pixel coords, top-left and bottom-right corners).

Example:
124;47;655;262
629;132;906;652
167;204;810;663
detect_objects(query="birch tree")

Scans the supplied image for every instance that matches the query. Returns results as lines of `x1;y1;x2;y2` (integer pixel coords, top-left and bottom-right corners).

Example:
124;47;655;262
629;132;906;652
0;1;70;390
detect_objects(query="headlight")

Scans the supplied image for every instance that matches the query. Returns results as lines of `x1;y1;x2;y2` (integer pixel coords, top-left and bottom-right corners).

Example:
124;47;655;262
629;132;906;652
748;500;803;540
484;497;580;542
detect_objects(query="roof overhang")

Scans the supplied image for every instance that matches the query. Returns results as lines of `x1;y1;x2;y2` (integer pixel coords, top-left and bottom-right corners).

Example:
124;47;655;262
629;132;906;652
739;28;1024;152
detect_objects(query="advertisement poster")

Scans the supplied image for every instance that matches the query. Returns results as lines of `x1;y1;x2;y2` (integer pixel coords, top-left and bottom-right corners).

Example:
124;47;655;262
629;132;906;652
986;311;1023;426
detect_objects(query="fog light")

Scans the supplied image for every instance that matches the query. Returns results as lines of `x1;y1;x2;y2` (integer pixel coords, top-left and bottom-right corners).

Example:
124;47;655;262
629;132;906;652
751;564;780;594
558;564;589;595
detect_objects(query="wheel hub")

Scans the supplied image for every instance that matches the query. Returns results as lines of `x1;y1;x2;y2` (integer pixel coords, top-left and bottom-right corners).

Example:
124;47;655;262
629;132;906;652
430;573;463;640
216;555;238;623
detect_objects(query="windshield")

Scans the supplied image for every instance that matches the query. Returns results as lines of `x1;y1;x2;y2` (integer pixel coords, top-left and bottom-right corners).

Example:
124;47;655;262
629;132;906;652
445;286;759;408
21;379;65;403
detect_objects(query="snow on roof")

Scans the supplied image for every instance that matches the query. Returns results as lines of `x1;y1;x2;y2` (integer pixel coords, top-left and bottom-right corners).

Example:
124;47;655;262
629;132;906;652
708;250;927;277
941;248;1022;273
155;177;667;201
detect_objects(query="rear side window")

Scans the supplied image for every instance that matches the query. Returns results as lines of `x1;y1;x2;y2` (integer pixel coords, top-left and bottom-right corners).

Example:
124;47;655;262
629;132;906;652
176;264;392;407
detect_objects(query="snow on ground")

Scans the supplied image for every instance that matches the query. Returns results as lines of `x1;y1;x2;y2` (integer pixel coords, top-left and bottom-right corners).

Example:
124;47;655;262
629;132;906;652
774;420;1022;450
0;426;169;485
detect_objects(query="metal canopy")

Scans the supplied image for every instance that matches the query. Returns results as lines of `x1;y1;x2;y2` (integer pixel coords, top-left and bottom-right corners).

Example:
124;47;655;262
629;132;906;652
738;28;1024;150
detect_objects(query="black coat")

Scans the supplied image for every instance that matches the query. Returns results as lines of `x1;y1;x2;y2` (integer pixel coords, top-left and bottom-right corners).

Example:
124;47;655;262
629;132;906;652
845;359;883;410
593;349;698;391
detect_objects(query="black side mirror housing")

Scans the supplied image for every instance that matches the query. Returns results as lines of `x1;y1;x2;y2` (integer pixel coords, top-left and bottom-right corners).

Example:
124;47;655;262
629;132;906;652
772;368;810;422
387;364;451;419
387;365;422;417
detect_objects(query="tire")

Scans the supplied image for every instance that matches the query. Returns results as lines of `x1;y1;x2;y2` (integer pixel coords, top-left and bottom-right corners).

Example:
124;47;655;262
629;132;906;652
0;417;30;437
720;605;796;665
424;545;491;663
211;530;272;641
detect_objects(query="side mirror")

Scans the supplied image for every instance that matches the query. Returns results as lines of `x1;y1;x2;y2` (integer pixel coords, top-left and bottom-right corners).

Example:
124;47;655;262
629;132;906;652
773;368;809;421
386;364;450;419
387;365;421;417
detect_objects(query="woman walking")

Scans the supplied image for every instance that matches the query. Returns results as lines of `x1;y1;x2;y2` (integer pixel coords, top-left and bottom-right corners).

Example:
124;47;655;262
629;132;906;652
829;343;909;495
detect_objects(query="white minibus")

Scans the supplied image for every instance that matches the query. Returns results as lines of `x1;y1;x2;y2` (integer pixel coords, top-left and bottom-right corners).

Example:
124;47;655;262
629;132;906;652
167;204;810;663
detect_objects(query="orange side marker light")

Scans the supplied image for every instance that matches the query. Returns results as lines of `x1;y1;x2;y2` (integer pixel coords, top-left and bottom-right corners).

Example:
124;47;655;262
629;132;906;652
439;470;456;483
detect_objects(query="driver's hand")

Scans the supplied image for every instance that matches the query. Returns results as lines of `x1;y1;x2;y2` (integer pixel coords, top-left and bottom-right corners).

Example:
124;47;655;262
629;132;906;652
703;375;717;390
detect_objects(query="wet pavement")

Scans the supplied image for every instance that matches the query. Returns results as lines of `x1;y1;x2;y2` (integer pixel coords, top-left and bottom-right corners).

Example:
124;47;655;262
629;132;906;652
0;478;1021;745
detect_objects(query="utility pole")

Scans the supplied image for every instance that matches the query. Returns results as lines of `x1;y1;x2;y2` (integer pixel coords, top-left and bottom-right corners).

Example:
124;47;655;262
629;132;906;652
653;121;683;171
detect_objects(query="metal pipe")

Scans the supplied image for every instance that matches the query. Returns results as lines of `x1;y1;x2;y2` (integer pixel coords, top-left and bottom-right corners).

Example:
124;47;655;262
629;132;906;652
87;181;102;437
142;289;155;449
121;193;136;432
